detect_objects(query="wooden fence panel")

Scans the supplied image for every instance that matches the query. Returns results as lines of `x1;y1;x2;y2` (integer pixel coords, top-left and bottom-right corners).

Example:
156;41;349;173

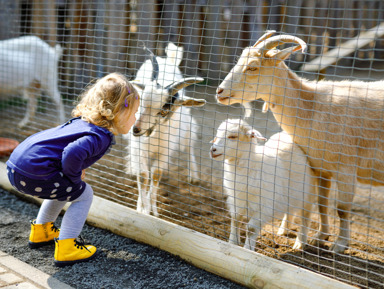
0;0;20;40
181;1;203;77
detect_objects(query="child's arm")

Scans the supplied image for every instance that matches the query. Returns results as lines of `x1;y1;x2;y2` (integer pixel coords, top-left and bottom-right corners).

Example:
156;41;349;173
61;135;108;184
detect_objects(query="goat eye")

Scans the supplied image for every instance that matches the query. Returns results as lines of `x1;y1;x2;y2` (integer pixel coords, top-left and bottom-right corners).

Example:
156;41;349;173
228;135;237;140
247;66;258;72
157;110;168;118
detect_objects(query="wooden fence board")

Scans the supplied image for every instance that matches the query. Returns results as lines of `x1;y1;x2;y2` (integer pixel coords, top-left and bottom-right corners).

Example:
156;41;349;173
301;22;384;72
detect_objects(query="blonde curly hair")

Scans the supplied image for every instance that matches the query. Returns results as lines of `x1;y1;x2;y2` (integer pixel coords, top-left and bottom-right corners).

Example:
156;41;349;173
72;72;139;133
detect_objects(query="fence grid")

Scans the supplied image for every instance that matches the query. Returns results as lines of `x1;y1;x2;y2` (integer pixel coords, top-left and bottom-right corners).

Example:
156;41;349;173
1;1;384;288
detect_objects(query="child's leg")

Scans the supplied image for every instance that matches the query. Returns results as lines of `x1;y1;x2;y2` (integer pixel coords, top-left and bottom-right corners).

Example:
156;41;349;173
54;184;97;267
58;184;93;240
36;199;67;224
30;199;65;248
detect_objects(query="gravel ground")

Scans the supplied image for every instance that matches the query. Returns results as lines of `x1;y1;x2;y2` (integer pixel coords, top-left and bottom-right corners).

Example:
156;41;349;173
0;188;245;289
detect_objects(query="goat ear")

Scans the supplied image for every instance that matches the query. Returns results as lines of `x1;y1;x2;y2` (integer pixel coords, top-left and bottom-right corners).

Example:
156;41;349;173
248;129;267;141
274;45;303;62
176;98;206;107
262;102;269;113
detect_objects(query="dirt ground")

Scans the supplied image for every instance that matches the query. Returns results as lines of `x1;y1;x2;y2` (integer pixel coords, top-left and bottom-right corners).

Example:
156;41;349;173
1;81;383;289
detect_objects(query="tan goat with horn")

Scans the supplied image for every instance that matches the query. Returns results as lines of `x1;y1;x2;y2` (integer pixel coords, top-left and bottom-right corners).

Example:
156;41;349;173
216;30;384;253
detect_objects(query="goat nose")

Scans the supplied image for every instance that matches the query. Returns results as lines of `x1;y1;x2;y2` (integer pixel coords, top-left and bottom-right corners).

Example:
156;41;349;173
133;126;141;134
216;87;224;94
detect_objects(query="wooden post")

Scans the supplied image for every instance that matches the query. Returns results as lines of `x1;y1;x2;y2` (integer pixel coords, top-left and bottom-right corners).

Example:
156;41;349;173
134;0;158;71
267;0;283;31
225;0;245;70
0;0;21;40
283;0;303;35
66;0;92;95
93;0;106;78
105;0;130;74
181;1;202;77
247;0;264;45
202;0;222;80
161;0;180;45
31;0;57;46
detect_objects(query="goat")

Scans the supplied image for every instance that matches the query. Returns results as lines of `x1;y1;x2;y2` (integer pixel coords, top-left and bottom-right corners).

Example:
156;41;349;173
124;44;206;217
0;35;65;127
210;119;315;250
216;30;384;253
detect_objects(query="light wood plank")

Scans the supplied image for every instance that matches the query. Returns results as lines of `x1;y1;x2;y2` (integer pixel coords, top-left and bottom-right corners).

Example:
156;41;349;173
301;22;384;72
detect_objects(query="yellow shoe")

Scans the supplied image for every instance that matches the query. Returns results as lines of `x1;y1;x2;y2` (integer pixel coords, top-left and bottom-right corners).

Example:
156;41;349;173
29;220;60;249
54;238;97;267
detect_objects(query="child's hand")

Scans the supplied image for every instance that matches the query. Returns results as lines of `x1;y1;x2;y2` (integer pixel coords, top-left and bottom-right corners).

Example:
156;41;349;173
81;170;85;180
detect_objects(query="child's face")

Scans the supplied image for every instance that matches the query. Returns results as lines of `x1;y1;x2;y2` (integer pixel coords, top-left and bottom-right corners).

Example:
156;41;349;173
113;99;140;135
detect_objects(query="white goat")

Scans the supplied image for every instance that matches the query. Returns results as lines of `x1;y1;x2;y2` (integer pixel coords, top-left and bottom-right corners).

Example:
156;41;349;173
210;119;316;251
124;44;206;217
216;30;384;253
0;35;65;127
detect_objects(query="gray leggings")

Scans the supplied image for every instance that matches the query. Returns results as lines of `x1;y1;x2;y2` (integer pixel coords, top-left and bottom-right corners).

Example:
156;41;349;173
36;184;93;240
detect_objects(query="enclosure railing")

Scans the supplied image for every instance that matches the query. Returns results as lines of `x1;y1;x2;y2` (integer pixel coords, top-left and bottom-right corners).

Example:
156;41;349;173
0;1;384;288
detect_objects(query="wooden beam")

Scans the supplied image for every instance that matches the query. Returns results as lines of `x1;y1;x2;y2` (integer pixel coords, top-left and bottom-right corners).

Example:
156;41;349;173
134;0;158;71
0;0;21;40
31;0;57;46
182;2;202;77
105;0;129;74
301;22;384;72
0;161;355;289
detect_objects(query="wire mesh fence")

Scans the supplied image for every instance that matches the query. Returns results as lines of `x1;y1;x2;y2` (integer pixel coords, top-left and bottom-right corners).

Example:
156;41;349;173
1;0;384;288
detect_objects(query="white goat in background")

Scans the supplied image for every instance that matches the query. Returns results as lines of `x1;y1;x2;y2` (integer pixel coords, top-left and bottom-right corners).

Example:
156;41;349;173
216;30;384;253
210;119;315;250
0;36;65;127
135;42;184;86
124;44;206;217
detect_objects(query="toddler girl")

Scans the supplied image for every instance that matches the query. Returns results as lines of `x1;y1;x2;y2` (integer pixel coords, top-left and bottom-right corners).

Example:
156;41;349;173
6;72;140;267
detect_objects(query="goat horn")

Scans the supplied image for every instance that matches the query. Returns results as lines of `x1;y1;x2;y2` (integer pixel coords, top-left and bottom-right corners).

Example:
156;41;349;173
131;80;145;90
143;45;159;82
252;30;276;47
255;35;307;55
166;77;204;96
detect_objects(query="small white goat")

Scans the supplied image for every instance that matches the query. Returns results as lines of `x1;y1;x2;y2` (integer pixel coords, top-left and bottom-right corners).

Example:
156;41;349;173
210;119;316;251
124;44;206;217
0;36;65;127
216;30;384;253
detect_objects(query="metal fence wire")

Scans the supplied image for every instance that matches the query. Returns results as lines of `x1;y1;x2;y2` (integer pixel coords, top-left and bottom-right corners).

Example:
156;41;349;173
1;0;384;288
